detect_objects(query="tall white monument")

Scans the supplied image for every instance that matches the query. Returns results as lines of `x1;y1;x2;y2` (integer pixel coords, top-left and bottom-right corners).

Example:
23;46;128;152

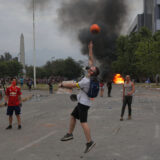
20;33;25;74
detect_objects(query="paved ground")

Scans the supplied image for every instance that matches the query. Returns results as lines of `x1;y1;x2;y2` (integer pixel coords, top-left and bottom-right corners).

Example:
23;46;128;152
0;85;160;160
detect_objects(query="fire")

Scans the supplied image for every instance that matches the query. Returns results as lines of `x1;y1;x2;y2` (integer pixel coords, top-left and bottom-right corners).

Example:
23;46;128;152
113;74;124;84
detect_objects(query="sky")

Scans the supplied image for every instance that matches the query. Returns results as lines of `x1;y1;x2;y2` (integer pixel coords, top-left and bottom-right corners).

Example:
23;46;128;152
0;0;143;66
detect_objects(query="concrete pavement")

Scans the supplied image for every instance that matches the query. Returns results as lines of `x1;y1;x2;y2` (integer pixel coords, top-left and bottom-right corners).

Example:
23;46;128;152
0;85;160;160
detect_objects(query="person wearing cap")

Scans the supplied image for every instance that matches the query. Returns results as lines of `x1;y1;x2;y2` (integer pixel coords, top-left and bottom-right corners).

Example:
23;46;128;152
59;41;99;153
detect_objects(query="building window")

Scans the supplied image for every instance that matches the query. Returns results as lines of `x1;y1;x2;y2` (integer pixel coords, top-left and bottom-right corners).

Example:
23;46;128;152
158;5;160;19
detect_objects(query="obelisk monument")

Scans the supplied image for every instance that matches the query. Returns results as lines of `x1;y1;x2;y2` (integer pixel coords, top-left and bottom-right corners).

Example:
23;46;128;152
20;33;25;75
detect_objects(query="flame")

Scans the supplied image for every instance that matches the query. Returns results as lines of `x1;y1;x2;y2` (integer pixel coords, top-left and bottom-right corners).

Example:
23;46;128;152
113;74;124;84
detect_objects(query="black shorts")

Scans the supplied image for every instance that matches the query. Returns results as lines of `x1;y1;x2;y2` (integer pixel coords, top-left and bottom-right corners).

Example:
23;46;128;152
7;106;21;116
71;103;90;123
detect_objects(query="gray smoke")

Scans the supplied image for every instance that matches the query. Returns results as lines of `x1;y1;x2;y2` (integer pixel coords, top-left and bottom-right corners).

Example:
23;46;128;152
28;0;52;10
58;0;128;79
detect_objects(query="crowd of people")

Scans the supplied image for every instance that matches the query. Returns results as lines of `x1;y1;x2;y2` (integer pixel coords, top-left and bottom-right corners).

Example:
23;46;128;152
0;76;66;94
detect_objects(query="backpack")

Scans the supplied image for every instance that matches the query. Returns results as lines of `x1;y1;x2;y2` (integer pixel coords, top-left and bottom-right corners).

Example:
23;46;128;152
87;77;99;98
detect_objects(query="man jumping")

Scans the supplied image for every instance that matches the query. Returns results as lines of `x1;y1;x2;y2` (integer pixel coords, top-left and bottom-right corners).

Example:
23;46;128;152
59;41;99;153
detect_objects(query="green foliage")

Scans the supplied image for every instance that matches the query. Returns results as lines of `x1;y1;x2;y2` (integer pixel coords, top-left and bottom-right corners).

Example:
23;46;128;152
26;57;84;80
45;57;84;79
0;52;12;62
25;66;33;78
0;52;23;77
112;27;160;81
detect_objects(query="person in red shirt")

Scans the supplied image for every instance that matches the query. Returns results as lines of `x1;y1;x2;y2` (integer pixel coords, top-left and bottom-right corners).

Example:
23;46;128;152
99;80;105;97
5;78;22;129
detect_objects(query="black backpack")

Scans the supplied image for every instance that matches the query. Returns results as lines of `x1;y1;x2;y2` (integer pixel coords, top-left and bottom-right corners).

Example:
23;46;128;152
87;77;99;98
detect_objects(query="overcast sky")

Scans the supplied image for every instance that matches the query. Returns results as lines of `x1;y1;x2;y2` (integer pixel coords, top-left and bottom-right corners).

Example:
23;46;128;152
0;0;143;66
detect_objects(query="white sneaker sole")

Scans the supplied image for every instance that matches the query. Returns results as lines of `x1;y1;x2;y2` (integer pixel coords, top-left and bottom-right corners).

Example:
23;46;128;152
61;137;73;141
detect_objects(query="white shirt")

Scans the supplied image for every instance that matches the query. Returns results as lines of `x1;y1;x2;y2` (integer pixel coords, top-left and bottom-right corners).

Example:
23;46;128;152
77;77;91;107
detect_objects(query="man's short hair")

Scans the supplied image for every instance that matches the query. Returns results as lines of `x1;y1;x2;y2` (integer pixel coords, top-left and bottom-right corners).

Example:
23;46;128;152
94;67;100;77
11;77;17;81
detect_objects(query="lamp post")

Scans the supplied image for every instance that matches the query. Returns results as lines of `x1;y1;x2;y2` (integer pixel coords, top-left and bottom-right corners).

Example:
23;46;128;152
51;56;55;61
33;0;36;88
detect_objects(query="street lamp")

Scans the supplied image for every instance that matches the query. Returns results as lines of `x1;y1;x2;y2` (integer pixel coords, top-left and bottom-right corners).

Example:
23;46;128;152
51;56;55;61
33;0;36;88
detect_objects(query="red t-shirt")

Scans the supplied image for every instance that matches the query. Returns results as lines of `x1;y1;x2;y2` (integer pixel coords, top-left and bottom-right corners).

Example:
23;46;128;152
100;83;104;87
6;86;22;106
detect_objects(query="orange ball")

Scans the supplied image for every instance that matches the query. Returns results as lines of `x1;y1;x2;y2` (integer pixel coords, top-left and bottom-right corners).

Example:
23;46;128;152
90;24;101;34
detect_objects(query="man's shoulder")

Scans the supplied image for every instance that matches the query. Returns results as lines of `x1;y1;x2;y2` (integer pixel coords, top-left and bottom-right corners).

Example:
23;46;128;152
78;77;90;87
81;77;90;82
7;86;12;89
83;76;90;80
16;86;21;90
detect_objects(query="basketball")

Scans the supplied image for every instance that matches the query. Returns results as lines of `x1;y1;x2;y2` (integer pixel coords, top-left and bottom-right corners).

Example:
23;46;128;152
90;24;100;34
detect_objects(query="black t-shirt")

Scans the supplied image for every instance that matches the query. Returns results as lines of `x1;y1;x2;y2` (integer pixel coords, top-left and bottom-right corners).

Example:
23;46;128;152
107;82;112;88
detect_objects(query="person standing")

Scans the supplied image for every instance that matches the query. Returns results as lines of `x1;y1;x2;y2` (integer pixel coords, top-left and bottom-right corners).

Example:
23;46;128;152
60;41;100;153
99;80;104;97
0;84;3;101
107;80;112;97
20;77;24;88
48;79;53;94
5;78;22;129
120;75;135;121
27;79;33;91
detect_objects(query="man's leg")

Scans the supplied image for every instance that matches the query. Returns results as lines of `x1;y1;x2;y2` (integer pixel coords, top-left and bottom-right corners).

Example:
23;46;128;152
15;106;22;129
81;122;91;142
108;88;111;97
6;116;13;129
81;122;96;153
128;96;132;119
61;105;79;141
79;104;96;153
120;97;127;120
16;115;21;126
100;88;103;97
68;116;76;134
9;116;13;125
6;107;13;129
16;115;22;129
108;88;110;97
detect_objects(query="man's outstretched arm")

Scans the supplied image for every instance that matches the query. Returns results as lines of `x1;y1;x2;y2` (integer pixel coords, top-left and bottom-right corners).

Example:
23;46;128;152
59;82;79;89
88;41;94;67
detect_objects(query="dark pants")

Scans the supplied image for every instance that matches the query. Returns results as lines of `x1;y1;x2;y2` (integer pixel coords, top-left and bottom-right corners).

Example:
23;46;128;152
49;88;53;94
108;87;112;97
121;96;132;117
28;85;32;91
71;103;90;123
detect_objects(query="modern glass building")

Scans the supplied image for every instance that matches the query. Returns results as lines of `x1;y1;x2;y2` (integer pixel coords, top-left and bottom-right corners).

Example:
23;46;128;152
128;0;160;34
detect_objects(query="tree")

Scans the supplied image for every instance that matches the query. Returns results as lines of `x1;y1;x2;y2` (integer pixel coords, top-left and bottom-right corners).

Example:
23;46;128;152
0;61;23;77
0;52;12;61
26;57;84;80
0;52;23;77
112;27;157;81
25;66;33;78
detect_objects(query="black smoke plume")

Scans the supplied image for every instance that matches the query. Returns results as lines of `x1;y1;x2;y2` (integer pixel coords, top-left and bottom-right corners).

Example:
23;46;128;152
58;0;128;80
